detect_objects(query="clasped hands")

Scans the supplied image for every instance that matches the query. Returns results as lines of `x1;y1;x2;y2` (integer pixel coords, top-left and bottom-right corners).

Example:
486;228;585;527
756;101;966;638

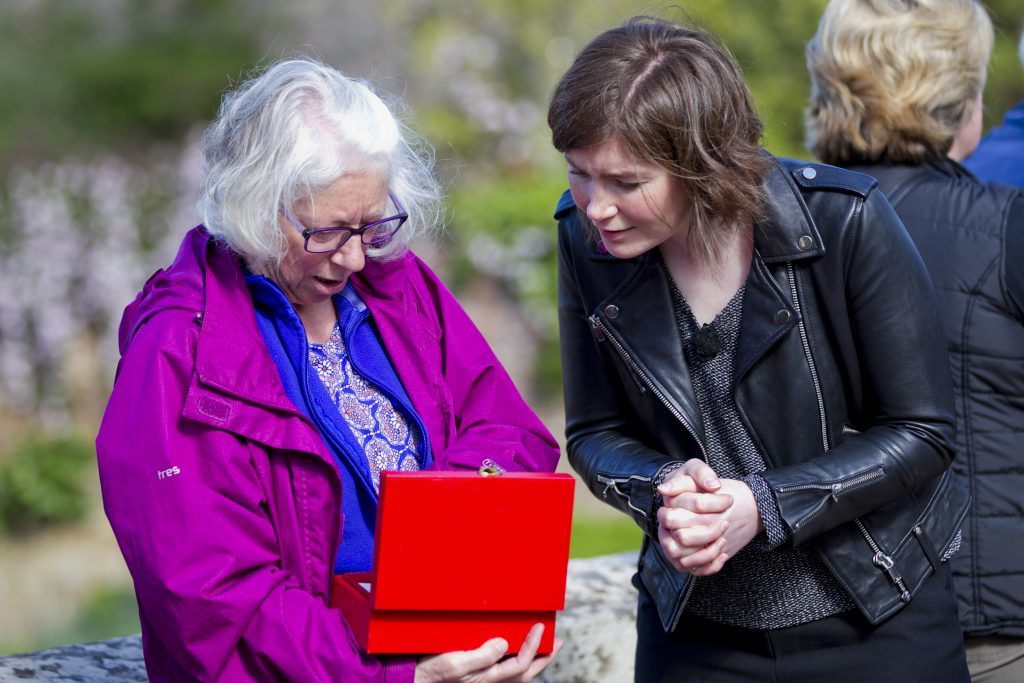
656;458;765;576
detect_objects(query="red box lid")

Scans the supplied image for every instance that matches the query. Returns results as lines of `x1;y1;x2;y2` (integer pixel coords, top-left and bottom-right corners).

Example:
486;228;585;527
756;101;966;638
370;471;574;612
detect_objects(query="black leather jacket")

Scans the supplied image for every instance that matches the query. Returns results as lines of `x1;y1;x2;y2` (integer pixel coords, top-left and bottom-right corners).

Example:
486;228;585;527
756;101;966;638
556;157;969;632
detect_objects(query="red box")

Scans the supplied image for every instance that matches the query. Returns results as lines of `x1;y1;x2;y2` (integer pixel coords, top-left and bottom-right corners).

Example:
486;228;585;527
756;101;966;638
331;471;575;654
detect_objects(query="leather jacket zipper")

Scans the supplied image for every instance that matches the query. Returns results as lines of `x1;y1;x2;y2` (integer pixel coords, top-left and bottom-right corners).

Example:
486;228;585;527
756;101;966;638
858;518;912;602
779;466;885;530
595;473;652;519
588;314;708;461
786;263;909;601
670;577;698;631
786;263;829;451
590;317;647;394
589;312;708;625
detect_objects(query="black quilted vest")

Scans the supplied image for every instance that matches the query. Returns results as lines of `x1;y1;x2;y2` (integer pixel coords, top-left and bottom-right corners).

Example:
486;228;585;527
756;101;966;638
854;159;1024;637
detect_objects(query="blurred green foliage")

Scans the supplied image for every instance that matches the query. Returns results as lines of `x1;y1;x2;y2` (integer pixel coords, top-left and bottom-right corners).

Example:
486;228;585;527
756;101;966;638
0;435;93;535
984;2;1024;132
570;514;643;559
2;0;1020;177
2;585;142;656
0;0;265;168
62;586;141;646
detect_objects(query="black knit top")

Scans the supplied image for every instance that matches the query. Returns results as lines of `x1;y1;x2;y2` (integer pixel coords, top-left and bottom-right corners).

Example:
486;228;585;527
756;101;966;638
663;266;855;629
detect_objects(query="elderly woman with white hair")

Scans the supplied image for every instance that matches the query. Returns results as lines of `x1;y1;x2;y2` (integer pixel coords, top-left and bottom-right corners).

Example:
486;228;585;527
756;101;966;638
96;57;560;682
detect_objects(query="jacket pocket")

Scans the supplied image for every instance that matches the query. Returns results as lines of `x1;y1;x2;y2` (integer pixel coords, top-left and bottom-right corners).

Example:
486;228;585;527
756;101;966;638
822;468;972;625
638;540;692;633
895;469;970;575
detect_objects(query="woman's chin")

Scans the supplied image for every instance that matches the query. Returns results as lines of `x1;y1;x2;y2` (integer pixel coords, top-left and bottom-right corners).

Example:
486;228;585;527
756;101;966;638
600;239;646;260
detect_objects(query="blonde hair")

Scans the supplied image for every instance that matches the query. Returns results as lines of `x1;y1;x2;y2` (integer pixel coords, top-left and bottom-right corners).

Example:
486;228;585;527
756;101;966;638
806;0;993;165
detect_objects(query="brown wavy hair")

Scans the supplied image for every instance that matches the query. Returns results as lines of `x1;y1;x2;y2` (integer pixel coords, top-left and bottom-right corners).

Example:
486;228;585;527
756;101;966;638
548;16;771;265
806;0;993;166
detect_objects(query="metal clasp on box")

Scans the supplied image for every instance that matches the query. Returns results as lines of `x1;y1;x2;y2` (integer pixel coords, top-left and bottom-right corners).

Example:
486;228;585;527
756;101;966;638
478;459;505;477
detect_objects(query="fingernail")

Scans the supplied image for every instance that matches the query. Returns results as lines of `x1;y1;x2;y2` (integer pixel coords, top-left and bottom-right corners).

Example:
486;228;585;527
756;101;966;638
494;638;509;656
722;521;730;531
705;478;720;489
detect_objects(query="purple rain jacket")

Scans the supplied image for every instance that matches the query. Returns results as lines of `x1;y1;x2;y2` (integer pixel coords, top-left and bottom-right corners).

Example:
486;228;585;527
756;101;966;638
96;227;560;682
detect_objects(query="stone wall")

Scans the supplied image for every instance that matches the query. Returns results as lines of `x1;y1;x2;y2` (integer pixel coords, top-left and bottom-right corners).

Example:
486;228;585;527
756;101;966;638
537;551;639;683
0;551;639;682
0;636;146;682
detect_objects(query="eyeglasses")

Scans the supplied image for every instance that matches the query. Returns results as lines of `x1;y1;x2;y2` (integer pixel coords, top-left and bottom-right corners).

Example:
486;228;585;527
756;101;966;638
281;193;409;253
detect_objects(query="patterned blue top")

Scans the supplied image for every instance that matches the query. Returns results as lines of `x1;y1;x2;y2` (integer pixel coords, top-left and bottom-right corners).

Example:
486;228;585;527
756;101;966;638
308;321;421;492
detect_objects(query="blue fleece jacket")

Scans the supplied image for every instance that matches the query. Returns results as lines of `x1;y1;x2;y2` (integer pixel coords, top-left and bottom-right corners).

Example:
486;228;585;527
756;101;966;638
246;274;431;574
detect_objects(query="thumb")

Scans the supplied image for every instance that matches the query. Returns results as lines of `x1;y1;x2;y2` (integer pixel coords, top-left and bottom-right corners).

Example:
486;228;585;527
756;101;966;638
487;638;509;659
451;637;508;675
657;474;696;496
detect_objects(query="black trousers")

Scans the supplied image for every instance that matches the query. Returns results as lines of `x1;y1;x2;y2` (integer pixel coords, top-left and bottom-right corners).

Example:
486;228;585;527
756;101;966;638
635;562;969;682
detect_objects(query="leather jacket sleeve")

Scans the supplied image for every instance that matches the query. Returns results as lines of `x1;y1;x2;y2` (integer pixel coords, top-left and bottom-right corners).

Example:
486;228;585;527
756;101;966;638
557;214;675;538
757;189;958;546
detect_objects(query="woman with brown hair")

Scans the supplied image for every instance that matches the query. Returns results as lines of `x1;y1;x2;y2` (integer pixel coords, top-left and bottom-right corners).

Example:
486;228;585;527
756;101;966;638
550;16;970;681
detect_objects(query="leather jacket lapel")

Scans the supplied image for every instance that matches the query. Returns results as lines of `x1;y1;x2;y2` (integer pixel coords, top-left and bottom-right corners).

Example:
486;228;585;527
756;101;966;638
592;252;705;445
736;253;799;383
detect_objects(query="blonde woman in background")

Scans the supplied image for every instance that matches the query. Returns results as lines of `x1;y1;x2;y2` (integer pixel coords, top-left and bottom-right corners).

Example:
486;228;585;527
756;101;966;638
807;2;1024;680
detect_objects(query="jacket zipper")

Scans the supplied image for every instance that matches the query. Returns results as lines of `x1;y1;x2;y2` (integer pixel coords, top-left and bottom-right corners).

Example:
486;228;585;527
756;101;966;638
670;577;698;630
858;518;912;602
786;263;829;451
786;263;910;601
595;474;652;519
588;315;708;462
779;467;885;530
589;312;708;626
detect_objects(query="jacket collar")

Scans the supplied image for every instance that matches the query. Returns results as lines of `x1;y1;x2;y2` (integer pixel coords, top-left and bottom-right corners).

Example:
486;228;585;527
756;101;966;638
850;156;977;200
927;156;976;181
119;227;280;406
192;232;299;415
114;227;332;458
594;244;797;438
349;252;415;316
752;158;827;263
603;252;706;443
